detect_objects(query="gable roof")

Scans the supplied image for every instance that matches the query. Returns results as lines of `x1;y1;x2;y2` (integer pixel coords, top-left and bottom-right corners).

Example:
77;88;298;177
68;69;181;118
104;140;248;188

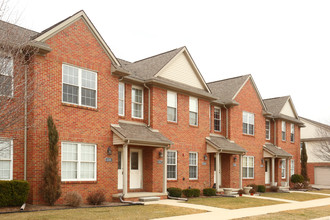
300;117;330;131
206;135;247;154
263;143;292;158
33;10;120;66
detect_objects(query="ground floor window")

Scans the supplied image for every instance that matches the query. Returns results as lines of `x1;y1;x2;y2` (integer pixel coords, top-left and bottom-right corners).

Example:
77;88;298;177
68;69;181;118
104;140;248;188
243;156;254;179
281;159;286;179
189;152;198;180
167;151;177;180
61;142;97;181
0;139;13;180
290;159;294;176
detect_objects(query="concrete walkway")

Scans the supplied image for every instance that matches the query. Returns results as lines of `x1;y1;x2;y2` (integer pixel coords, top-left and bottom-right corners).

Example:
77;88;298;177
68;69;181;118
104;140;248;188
146;192;330;220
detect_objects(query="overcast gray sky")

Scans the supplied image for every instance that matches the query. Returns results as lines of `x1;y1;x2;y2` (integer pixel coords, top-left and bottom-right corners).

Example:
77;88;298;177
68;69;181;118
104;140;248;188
8;0;330;124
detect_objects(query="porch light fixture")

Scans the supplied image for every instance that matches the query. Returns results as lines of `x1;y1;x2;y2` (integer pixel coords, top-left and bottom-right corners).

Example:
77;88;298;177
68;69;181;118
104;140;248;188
159;150;163;158
204;154;208;161
107;147;112;155
233;156;237;162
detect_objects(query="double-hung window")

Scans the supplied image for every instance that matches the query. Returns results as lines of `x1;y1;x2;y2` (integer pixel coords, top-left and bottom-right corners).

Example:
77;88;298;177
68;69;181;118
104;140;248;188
167;91;177;122
189;152;198;179
0;56;13;96
281;159;286;178
132;87;143;119
189;97;198;126
290;124;295;142
243;156;254;179
214;107;221;131
61;142;97;181
290;160;295;176
282;121;286;141
243;111;254;135
62;64;97;108
266;120;270;140
167;151;177;180
118;83;125;116
0;139;13;180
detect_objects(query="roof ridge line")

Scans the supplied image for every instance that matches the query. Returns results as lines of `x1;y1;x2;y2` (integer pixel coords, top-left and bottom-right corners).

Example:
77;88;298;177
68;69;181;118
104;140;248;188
207;74;250;84
133;46;184;64
263;95;290;101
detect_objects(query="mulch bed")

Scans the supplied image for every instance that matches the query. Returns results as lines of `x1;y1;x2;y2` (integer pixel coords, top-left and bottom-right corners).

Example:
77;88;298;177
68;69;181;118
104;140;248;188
0;202;129;214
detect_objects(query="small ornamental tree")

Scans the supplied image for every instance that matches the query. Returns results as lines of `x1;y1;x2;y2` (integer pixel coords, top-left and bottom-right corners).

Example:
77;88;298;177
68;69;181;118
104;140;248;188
42;116;61;205
301;142;309;181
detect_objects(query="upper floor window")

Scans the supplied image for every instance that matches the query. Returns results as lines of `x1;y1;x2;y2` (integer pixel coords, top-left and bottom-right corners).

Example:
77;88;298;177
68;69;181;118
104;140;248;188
62;64;97;108
61;142;97;181
0;139;13;180
266;120;270;140
243;111;254;135
282;121;286;141
0;56;13;96
214;107;221;131
189;152;198;179
243;156;254;179
167;91;177;122
132;86;143;119
118;83;125;116
290;124;295;143
167;151;177;180
189;97;198;126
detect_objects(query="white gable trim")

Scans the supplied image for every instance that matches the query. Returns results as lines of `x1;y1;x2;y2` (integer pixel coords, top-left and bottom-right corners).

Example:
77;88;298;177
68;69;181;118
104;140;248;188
154;47;210;93
34;11;120;66
279;96;299;119
232;75;267;110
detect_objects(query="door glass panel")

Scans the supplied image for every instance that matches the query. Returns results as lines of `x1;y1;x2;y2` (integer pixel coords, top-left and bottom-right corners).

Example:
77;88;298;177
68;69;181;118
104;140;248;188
131;152;138;170
265;160;268;172
118;152;122;170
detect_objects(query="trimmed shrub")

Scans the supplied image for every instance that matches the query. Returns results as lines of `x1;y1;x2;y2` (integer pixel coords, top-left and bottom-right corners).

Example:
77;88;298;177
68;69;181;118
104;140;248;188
65;191;82;207
0;180;30;207
247;184;257;191
291;174;304;184
87;190;106;205
167;187;182;197
203;188;216;196
270;186;279;192
249;188;256;194
238;189;244;195
192;188;200;197
182;189;194;198
257;185;266;193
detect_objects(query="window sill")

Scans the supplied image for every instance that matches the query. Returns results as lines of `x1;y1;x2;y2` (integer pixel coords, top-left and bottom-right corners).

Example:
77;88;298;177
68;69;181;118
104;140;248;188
167;179;178;182
242;133;255;137
189;179;199;181
189;124;199;128
62;103;98;111
61;181;97;184
167;121;178;125
243;178;255;180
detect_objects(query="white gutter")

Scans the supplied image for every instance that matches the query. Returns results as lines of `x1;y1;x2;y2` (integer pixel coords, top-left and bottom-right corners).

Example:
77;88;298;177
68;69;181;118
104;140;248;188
143;83;151;127
24;65;28;180
224;105;229;138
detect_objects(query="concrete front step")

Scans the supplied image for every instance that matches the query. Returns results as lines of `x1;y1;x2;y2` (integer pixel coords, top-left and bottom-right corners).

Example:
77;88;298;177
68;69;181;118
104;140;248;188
139;197;160;202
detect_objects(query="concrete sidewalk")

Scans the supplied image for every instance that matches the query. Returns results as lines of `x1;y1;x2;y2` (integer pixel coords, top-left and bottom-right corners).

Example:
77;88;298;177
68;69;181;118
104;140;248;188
147;193;330;220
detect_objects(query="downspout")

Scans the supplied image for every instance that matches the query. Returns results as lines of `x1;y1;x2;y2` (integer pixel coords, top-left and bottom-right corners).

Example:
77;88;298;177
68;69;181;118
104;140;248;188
272;119;276;145
224;106;229;139
24;65;28;181
143;83;150;127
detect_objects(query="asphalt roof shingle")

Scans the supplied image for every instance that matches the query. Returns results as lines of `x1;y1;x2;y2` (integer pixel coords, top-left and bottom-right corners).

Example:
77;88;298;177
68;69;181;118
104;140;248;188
264;143;292;158
206;135;247;154
263;96;290;116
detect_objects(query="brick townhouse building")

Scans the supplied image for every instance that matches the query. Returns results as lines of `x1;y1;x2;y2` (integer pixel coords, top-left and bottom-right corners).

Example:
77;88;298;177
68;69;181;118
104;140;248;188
0;11;304;204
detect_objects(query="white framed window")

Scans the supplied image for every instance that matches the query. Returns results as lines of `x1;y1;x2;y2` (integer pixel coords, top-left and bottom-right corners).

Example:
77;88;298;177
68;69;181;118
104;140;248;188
243;111;254;135
214;107;221;131
189;152;198;179
167;91;177;122
266;120;270;140
281;159;286;179
61;142;97;181
290;124;295;143
189;97;198;126
118;83;125;116
0;56;13;96
243;156;254;179
131;86;143;119
62;64;97;108
167;151;177;180
290;159;295;176
0;139;13;180
282;121;286;141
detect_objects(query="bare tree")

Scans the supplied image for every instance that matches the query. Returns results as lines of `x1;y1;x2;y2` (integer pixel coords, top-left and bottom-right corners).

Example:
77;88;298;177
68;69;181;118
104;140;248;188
314;126;330;161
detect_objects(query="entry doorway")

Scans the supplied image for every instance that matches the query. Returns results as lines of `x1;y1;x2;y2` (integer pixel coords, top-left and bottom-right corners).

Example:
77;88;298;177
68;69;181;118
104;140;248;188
130;149;143;189
265;159;270;184
214;156;222;185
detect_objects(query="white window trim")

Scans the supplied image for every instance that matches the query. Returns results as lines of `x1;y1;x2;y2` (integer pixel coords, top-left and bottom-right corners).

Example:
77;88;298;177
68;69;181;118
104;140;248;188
167;91;177;122
281;159;286;179
189;152;198;180
214;107;221;132
131;85;144;119
62;64;98;108
243;111;255;135
282;121;286;141
61;142;97;181
266;120;270;140
290;159;295;176
118;82;125;116
243;156;254;179
0;138;13;180
167;150;177;180
0;56;14;97
290;124;295;143
189;96;198;126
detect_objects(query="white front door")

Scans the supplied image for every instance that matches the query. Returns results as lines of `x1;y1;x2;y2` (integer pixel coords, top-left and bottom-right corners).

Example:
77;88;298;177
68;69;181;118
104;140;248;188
265;159;270;184
214;156;221;185
118;150;123;189
130;149;142;189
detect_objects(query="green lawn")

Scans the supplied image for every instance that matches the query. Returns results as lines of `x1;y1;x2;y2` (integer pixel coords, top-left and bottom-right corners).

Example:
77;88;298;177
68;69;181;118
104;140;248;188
311;190;330;195
0;204;205;220
187;196;284;209
238;205;330;220
261;192;329;201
